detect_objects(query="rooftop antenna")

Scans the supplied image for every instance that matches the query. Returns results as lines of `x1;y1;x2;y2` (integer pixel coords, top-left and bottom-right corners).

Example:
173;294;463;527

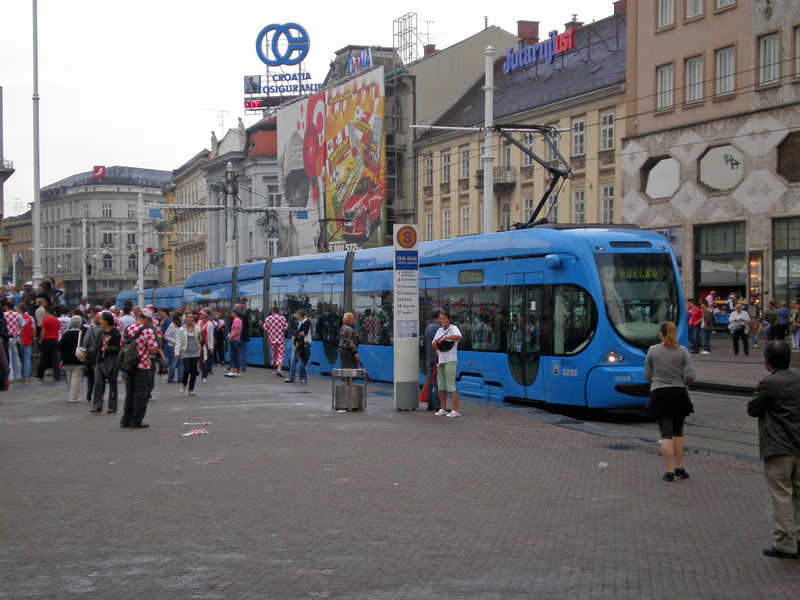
484;16;488;29
420;18;435;45
571;13;579;22
202;107;230;133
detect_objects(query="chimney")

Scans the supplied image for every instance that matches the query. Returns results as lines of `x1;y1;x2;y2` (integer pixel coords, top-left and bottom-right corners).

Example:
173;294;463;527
613;0;627;14
517;20;539;46
565;15;583;32
423;44;437;56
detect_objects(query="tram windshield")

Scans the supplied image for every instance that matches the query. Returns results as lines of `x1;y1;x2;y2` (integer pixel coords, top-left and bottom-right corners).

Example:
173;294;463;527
595;253;679;349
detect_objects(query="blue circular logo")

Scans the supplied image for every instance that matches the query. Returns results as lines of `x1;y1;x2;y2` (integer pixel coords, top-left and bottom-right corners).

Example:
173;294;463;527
255;23;310;67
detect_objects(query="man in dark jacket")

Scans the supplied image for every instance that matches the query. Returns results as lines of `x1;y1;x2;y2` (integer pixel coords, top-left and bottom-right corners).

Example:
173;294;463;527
747;340;800;559
423;308;442;412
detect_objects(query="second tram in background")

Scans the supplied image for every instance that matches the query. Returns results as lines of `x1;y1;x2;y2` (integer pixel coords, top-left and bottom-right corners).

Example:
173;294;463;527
118;226;685;409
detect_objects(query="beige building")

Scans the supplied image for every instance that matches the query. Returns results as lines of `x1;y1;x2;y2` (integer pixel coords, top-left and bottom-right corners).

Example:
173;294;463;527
171;149;209;283
622;0;800;305
3;209;32;285
417;7;628;240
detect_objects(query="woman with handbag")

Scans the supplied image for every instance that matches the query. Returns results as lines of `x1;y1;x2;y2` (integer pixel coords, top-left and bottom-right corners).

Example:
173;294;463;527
58;316;84;403
175;310;202;396
337;312;359;369
644;321;696;482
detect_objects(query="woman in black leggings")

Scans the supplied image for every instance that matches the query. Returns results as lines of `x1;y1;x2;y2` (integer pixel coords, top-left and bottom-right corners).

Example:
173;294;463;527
644;322;696;481
176;311;202;396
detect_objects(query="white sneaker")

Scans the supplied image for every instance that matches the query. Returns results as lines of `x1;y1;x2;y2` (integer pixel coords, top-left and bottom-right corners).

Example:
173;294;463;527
188;391;196;396
446;410;461;418
435;409;447;416
224;373;234;378
201;378;208;383
701;351;710;354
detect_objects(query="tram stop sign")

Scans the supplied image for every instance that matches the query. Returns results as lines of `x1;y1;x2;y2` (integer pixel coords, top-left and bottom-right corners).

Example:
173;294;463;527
393;224;419;410
295;210;308;220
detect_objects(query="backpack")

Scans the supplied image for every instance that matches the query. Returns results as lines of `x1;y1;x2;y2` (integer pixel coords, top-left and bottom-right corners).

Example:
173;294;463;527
118;326;146;371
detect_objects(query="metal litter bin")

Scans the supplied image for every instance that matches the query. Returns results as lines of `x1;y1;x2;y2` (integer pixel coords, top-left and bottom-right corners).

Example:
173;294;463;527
331;368;367;411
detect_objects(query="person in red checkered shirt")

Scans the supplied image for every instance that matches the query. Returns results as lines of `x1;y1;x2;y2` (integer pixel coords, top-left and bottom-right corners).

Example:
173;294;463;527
120;309;159;429
263;306;288;377
4;300;24;382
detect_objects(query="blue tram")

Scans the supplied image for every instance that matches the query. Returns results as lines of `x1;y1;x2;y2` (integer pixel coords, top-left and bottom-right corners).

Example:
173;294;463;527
117;226;685;408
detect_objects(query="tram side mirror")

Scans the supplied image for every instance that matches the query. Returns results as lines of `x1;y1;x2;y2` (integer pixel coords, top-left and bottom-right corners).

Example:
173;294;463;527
545;254;562;269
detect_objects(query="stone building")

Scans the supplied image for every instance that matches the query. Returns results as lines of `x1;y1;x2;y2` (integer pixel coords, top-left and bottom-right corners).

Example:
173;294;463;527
171;148;210;283
416;5;628;240
3;209;32;285
622;0;800;305
38;166;171;306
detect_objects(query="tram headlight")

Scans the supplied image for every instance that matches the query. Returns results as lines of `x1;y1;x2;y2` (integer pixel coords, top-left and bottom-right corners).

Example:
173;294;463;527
604;351;624;363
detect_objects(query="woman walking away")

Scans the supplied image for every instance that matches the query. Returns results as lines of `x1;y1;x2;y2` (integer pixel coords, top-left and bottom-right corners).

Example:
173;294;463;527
700;298;713;354
644;322;696;482
58;316;84;403
338;312;359;369
176;311;202;396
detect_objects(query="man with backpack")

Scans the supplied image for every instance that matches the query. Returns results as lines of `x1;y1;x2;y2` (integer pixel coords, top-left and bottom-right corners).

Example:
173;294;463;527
119;309;159;429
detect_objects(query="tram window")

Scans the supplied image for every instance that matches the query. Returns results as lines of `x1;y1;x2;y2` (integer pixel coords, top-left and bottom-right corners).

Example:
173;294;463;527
241;297;263;338
552;285;597;356
354;291;393;346
286;293;322;340
470;287;502;351
318;292;343;344
439;288;471;350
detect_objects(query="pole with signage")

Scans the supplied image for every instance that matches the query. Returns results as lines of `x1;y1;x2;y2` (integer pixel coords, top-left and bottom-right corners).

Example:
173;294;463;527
392;224;420;410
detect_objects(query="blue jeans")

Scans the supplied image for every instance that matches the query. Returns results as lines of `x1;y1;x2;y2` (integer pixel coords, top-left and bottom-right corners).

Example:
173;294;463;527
287;348;307;382
689;325;700;353
240;340;248;371
164;344;177;382
229;339;241;370
8;338;22;381
21;344;32;378
702;328;711;353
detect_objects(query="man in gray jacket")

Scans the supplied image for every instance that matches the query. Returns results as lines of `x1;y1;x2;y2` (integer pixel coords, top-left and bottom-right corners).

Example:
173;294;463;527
423;308;441;412
747;340;800;559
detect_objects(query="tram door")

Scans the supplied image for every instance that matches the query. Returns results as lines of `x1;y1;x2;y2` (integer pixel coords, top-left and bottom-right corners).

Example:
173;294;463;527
418;277;440;376
505;273;545;402
320;283;343;367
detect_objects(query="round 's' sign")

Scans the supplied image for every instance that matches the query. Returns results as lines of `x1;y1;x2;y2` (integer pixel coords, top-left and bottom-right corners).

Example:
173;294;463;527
255;23;310;67
396;226;417;249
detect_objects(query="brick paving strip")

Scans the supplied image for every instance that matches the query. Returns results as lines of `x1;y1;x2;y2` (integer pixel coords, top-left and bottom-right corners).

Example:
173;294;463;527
1;374;798;599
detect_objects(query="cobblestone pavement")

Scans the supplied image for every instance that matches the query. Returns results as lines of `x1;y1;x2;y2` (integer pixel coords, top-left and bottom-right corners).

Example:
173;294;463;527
1;371;798;599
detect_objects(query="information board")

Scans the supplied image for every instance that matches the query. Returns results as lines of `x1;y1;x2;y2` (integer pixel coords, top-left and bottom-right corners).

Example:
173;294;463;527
393;224;419;409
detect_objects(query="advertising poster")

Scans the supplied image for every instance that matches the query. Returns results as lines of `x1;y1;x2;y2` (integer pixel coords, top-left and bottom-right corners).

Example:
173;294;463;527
277;91;327;256
324;67;386;252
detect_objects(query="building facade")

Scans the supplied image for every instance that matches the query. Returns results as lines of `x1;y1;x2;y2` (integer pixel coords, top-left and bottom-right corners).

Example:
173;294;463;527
3;209;32;286
38;166;171;306
416;8;628;240
171;149;210;283
622;0;800;305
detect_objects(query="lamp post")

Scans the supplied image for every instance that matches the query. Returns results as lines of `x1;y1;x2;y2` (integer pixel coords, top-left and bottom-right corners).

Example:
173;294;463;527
31;0;43;284
137;193;144;307
81;218;88;300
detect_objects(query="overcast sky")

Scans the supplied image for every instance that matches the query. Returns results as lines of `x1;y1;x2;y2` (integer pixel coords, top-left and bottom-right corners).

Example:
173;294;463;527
0;0;613;216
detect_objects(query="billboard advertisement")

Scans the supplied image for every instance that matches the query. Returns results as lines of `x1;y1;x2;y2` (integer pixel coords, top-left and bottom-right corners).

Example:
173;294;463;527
277;66;385;255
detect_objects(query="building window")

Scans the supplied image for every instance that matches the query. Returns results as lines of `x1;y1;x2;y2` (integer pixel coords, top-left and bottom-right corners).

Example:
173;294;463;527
461;206;469;235
83;203;89;218
102;232;113;245
127;254;137;271
695;221;745;255
716;0;735;8
127;233;136;245
65;228;72;247
600;112;615;151
686;0;703;18
103;254;113;271
503;143;512;167
573;190;585;224
715;46;735;96
68;204;73;218
102;203;112;218
65;255;71;272
480;143;486;160
248;232;254;257
268;230;280;257
778;132;800;183
657;64;674;110
441;152;451;184
128;204;135;218
547;126;559;162
602;186;615;224
168;265;173;283
759;33;780;86
443;209;451;239
642;157;680;199
425;212;433;240
572;119;585;156
500;202;511;231
522;133;534;167
267;184;281;207
657;0;674;28
549;194;559;224
424;155;433;187
459;146;470;180
524;196;535;222
699;145;744;192
685;56;704;103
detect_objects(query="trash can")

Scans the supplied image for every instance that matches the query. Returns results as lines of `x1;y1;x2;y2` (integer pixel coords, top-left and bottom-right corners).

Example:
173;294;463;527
331;368;367;411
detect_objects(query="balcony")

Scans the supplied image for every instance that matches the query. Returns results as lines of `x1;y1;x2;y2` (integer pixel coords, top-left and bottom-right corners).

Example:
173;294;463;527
0;158;14;184
474;166;517;192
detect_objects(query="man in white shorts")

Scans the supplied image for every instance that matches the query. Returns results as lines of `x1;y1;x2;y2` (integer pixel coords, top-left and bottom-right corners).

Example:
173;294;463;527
432;310;463;417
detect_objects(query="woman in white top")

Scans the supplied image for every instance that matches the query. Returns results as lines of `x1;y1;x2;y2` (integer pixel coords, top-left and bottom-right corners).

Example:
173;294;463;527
175;311;202;396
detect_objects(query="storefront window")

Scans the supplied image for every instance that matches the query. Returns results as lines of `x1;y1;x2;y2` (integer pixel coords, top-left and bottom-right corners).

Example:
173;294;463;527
695;222;745;255
699;145;744;193
773;218;800;305
642;157;680;200
694;222;747;300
